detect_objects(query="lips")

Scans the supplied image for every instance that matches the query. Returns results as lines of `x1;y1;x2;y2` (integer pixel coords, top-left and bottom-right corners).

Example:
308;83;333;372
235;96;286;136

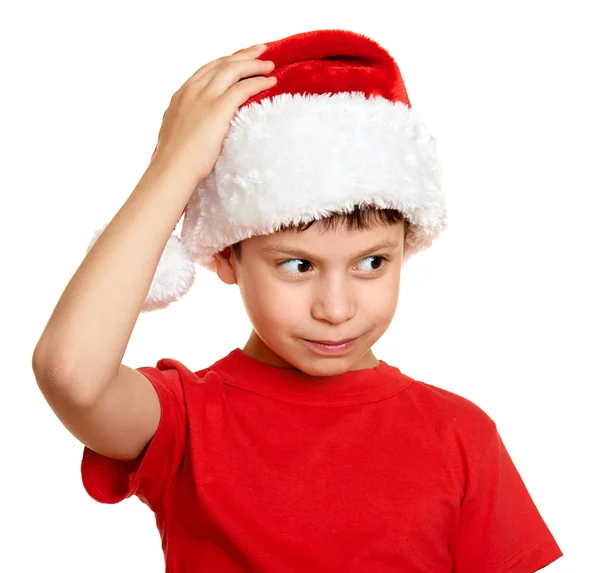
303;337;358;355
306;338;356;345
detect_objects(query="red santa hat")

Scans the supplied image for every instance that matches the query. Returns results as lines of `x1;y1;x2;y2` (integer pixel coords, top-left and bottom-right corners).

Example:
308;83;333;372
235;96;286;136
88;29;447;312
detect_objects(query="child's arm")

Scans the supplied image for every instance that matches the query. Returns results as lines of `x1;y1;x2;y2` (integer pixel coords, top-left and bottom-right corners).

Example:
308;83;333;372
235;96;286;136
32;161;199;462
31;44;276;462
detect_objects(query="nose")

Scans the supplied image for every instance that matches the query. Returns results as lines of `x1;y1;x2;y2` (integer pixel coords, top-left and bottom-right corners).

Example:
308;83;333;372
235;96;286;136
310;275;357;325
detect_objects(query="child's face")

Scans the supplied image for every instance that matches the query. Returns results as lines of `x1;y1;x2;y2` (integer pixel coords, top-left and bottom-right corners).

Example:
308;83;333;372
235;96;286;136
214;220;405;376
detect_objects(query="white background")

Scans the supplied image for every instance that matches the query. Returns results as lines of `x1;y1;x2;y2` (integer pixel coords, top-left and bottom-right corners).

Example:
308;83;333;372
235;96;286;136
1;1;597;571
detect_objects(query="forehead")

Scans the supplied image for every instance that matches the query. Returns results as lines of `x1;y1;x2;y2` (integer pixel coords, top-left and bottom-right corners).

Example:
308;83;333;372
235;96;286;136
246;219;405;257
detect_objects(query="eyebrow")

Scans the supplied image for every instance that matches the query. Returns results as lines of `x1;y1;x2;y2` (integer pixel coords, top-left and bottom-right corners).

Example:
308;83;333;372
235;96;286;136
262;239;401;261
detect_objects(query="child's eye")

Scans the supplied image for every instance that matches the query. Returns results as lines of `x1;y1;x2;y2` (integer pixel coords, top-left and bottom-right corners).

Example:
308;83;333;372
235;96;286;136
280;259;312;274
279;256;386;274
356;256;386;272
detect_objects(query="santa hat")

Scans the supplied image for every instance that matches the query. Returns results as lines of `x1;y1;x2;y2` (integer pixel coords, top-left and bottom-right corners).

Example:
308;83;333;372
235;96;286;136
88;29;447;312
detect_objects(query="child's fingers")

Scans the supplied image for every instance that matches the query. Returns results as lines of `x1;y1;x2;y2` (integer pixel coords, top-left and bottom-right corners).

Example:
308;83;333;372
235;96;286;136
181;44;269;90
224;75;278;109
201;58;275;97
160;57;273;127
231;43;268;56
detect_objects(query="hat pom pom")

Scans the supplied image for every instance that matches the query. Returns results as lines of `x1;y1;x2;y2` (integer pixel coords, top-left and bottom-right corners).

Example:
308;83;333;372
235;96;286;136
87;225;196;312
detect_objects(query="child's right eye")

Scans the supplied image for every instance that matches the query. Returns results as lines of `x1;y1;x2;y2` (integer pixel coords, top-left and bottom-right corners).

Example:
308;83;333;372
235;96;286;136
280;259;312;274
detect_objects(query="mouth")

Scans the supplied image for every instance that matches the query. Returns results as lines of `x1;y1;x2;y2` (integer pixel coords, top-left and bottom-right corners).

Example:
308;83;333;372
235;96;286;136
308;338;356;345
301;337;358;355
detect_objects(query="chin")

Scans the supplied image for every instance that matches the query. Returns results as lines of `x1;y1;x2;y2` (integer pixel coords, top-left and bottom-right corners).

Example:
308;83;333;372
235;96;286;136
288;350;358;377
306;361;355;377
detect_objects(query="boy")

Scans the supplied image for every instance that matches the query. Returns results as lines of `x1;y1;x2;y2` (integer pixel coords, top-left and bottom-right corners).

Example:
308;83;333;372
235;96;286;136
32;29;563;572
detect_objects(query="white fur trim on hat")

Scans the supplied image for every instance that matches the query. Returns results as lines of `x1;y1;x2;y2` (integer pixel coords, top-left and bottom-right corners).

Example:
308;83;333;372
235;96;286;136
181;92;447;271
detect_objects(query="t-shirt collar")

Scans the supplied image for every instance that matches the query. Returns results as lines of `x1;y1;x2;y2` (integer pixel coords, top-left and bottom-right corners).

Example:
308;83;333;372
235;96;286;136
208;348;412;406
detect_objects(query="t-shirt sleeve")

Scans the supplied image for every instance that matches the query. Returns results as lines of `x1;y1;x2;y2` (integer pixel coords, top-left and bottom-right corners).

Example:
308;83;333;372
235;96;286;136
80;364;187;513
452;425;563;573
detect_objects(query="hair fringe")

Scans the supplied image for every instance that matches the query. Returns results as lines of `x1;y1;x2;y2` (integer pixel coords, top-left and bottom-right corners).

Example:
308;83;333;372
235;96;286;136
231;206;406;260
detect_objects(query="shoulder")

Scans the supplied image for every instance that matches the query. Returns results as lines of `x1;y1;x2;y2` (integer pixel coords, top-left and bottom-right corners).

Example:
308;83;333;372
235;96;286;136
411;377;493;418
403;375;498;446
138;356;226;395
140;357;209;382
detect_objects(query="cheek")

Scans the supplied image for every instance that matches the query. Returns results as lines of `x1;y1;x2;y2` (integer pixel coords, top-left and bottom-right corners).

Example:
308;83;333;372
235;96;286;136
240;274;302;327
363;278;400;322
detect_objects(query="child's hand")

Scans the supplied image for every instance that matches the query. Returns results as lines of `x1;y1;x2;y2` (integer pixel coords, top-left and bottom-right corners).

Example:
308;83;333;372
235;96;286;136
150;44;276;183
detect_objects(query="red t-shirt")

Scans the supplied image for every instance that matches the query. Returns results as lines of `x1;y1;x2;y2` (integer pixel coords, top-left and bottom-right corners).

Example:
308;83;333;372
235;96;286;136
81;348;563;572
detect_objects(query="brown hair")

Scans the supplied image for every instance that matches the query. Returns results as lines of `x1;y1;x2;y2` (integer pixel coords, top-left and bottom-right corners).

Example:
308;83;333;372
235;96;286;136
231;205;407;261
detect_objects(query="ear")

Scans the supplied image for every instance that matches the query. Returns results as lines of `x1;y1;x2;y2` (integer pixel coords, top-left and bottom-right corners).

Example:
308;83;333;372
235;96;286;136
213;246;238;285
